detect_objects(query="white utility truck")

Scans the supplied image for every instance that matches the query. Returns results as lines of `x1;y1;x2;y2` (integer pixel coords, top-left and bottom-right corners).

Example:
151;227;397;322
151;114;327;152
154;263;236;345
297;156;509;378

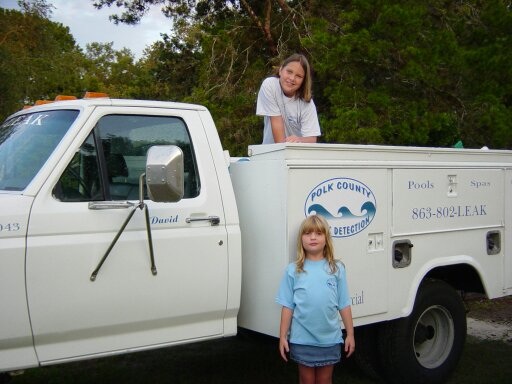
1;95;511;384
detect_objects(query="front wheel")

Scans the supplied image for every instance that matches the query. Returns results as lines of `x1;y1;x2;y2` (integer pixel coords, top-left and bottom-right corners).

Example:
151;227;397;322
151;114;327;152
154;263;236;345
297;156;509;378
379;279;466;384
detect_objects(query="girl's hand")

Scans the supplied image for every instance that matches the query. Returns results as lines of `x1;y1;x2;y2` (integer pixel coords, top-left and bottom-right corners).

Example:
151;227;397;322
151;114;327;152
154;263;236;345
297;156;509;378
344;333;355;358
285;135;302;143
279;337;290;362
285;135;317;143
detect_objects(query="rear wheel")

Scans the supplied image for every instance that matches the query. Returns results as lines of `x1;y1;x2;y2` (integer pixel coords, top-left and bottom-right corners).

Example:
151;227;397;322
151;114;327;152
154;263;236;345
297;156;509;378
353;323;384;380
379;279;466;384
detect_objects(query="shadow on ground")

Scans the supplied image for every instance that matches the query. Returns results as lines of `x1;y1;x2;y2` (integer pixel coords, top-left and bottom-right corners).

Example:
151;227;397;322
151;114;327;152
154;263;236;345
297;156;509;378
7;326;512;384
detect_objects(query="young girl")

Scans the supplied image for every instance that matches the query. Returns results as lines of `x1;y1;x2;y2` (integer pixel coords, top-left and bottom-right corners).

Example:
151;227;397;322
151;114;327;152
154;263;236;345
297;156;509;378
256;54;321;144
276;215;355;384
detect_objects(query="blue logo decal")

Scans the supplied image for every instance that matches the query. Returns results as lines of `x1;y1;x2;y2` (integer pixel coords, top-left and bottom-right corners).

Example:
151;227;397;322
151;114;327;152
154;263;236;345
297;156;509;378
304;178;377;238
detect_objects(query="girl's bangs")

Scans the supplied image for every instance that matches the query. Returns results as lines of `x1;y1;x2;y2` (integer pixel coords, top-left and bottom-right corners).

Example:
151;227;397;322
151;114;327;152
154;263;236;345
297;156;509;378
302;216;328;234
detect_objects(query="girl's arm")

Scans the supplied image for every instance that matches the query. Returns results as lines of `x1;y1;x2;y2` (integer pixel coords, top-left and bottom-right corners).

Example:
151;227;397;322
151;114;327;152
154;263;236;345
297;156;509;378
340;306;355;357
270;116;318;143
270;115;286;143
279;306;293;361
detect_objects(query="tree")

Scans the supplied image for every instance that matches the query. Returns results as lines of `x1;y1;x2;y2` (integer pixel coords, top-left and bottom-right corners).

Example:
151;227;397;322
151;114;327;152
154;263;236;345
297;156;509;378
93;0;306;55
2;1;510;153
0;7;84;119
82;42;141;97
17;0;55;18
91;0;317;154
91;0;510;152
454;0;512;148
302;1;465;146
135;33;202;101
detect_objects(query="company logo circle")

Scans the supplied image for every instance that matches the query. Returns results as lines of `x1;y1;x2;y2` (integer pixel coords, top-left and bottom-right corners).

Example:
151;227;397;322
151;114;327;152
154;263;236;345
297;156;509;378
304;177;377;238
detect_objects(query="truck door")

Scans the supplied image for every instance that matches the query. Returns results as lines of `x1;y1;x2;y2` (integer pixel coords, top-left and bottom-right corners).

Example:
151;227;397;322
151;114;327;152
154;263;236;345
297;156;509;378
0;196;38;371
506;170;512;292
25;109;229;362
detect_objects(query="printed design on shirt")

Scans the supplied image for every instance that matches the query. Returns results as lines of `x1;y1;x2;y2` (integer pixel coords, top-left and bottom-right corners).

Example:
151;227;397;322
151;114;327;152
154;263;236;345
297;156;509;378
326;277;338;291
304;177;377;238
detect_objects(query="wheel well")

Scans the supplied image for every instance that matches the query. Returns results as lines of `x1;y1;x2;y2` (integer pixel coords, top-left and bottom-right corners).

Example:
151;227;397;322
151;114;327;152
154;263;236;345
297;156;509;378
425;264;485;295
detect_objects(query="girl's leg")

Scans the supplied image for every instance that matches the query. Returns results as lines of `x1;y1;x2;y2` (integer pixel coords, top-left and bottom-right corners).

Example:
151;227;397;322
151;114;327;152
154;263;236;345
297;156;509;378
298;364;315;384
314;364;335;384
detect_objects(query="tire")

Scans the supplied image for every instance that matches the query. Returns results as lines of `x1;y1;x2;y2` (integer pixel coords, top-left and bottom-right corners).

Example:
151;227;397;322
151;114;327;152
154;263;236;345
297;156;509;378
378;279;466;384
353;323;385;381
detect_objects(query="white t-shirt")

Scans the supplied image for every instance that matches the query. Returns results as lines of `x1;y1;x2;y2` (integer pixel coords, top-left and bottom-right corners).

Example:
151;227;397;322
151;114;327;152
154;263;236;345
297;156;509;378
256;77;321;144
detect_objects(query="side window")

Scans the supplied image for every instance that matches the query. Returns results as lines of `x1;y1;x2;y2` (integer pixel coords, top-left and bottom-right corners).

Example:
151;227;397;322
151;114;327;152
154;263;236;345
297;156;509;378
53;132;103;202
54;114;199;202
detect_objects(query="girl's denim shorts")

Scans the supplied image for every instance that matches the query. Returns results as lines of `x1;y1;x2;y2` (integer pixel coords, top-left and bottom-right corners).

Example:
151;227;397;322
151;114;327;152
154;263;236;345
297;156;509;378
289;343;342;367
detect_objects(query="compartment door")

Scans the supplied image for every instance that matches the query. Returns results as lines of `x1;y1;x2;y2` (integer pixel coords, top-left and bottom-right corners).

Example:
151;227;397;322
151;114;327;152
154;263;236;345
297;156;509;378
290;168;389;319
506;170;512;292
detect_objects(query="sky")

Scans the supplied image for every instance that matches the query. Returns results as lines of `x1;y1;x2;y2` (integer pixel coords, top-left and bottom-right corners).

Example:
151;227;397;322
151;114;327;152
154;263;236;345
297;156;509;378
1;0;171;58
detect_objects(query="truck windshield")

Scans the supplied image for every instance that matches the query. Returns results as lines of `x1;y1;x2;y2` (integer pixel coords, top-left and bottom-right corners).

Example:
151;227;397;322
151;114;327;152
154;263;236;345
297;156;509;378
0;110;79;191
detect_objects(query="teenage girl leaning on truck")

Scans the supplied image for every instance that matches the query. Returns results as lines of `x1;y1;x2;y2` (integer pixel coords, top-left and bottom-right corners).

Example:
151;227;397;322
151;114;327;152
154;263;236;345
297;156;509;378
256;54;321;144
276;215;355;384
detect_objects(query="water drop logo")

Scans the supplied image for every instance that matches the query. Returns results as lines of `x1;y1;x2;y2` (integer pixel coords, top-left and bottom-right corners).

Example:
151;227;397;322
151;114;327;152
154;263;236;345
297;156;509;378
304;178;377;238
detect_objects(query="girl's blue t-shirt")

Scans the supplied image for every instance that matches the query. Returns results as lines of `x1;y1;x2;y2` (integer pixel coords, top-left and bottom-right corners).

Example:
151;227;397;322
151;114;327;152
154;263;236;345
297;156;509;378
276;258;351;347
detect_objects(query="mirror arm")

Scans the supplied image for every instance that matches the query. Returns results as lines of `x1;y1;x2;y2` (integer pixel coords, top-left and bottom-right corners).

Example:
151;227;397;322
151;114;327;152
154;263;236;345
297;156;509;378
144;202;157;276
140;173;157;276
90;173;157;281
90;204;138;281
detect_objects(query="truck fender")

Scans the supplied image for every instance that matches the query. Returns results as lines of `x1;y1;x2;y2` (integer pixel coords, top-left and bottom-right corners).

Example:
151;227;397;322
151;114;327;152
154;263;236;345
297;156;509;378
402;255;487;318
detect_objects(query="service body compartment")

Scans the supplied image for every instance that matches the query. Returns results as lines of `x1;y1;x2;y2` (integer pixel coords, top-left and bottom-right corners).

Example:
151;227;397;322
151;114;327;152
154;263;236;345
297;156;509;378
231;143;512;336
231;144;390;336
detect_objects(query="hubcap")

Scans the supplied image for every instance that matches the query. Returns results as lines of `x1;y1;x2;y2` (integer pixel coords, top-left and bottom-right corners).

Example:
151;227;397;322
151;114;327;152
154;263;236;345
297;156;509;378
413;305;455;368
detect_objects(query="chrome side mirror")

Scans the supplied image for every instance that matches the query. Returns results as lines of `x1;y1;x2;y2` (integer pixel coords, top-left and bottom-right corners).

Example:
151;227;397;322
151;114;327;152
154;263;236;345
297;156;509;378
145;146;184;202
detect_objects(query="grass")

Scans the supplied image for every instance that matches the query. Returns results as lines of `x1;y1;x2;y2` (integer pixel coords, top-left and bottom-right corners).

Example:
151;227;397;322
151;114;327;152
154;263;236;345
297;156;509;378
8;332;512;384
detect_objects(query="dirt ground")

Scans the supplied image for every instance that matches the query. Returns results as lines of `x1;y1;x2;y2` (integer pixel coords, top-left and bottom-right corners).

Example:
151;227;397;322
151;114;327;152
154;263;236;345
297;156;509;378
465;293;512;324
464;293;512;343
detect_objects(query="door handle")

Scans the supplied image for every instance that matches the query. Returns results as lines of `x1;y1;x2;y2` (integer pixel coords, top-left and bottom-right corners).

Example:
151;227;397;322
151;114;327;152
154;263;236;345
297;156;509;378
88;201;135;210
186;216;220;226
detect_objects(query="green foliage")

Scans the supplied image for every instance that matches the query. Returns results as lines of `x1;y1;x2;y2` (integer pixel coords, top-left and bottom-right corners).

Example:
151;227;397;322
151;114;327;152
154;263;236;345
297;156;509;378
0;7;84;117
1;0;511;153
302;0;511;149
82;42;141;97
135;32;202;101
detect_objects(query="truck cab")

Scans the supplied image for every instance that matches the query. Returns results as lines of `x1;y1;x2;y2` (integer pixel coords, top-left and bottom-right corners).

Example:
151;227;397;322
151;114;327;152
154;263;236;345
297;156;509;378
0;97;240;371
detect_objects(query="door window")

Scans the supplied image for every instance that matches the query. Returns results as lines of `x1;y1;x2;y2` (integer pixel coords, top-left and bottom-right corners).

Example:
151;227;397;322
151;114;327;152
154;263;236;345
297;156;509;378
54;115;199;201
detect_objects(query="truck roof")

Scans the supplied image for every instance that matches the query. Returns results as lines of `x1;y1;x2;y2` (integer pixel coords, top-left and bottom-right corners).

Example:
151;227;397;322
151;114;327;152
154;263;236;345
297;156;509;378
8;97;208;119
247;143;512;167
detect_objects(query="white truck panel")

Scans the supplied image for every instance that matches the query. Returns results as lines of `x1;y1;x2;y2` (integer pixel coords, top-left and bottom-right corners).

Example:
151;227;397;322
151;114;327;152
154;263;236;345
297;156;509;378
232;149;391;335
230;159;289;336
287;167;390;321
1;97;511;383
24;106;233;363
392;169;503;235
233;143;512;335
506;170;512;293
0;195;38;370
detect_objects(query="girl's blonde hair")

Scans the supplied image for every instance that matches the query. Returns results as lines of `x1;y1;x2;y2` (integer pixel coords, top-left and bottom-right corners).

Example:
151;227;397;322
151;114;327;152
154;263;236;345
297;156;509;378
295;215;338;274
274;53;313;102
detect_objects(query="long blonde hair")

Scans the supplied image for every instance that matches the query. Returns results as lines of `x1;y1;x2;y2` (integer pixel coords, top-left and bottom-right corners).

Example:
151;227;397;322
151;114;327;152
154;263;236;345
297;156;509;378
295;215;338;274
274;53;313;102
